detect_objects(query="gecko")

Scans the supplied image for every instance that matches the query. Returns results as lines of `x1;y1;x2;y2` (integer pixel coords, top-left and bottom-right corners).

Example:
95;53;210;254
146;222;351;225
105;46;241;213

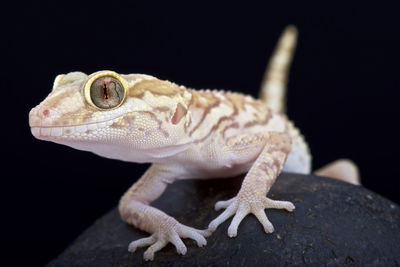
29;26;359;261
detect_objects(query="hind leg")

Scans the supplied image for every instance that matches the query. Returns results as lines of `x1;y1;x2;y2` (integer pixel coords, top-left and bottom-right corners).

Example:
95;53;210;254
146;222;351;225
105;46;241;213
314;159;360;185
282;124;360;185
282;123;312;175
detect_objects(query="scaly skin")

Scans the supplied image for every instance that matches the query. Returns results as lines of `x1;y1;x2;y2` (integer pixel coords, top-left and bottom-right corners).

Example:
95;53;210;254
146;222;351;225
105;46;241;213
29;26;312;260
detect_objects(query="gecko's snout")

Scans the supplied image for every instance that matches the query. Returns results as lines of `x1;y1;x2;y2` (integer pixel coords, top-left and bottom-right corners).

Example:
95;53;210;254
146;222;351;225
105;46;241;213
29;106;44;139
29;105;51;125
29;105;63;127
29;107;41;128
29;106;60;139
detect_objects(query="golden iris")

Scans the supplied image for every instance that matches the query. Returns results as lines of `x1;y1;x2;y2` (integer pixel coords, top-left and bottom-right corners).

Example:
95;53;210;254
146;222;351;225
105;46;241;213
90;76;124;109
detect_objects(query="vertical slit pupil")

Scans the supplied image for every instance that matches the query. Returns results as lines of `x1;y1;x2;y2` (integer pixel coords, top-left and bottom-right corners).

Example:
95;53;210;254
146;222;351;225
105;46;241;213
103;84;109;99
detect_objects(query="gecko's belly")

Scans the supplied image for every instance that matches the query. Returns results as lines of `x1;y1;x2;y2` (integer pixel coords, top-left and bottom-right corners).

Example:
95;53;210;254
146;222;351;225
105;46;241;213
184;163;254;179
174;149;260;179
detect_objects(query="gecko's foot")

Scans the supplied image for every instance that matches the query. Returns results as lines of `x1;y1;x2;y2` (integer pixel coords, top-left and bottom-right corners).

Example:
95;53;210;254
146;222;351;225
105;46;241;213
128;219;211;261
208;195;294;237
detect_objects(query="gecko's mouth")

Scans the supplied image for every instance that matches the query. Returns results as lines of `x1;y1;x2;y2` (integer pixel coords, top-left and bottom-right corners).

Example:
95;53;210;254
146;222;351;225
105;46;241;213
29;119;117;140
30;126;82;139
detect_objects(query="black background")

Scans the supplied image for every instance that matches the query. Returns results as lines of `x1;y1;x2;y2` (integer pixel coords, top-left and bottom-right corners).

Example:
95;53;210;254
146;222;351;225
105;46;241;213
4;1;400;266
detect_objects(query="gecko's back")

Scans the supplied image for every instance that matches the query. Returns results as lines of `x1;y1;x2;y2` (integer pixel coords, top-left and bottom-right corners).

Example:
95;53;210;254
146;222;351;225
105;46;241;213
162;87;310;178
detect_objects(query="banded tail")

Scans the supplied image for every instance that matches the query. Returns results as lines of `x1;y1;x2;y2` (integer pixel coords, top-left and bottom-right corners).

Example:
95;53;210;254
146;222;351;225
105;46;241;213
260;25;298;114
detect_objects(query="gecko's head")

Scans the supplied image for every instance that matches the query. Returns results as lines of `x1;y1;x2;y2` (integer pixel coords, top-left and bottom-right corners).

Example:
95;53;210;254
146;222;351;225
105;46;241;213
29;71;192;161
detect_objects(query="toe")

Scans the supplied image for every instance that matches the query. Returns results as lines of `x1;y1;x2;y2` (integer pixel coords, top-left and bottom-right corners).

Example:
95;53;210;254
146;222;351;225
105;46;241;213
179;227;208;247
215;197;235;211
169;232;187;255
253;209;274;233
128;235;155;253
264;198;295;211
208;204;236;231
227;206;249;237
188;227;211;237
198;229;212;238
143;240;168;261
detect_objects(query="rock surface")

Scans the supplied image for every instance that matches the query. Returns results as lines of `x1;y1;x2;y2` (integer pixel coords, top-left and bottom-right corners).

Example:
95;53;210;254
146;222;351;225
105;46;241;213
47;173;400;266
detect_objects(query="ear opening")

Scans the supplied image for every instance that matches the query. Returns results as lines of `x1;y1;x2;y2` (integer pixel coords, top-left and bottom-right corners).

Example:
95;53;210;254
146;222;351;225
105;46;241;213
171;103;187;125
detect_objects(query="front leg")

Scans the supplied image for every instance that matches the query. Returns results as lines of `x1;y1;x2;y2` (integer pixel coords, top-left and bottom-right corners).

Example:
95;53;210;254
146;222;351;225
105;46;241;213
208;132;294;236
119;164;210;261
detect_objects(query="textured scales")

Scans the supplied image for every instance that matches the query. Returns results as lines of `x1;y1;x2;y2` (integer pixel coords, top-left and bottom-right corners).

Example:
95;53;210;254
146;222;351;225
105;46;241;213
29;26;313;261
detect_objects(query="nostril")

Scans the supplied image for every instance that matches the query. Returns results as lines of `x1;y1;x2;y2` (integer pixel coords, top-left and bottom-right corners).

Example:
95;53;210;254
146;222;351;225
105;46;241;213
43;109;50;117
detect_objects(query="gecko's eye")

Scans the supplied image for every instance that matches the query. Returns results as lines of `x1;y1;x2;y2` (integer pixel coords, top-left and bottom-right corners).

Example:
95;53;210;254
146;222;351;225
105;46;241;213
90;76;125;109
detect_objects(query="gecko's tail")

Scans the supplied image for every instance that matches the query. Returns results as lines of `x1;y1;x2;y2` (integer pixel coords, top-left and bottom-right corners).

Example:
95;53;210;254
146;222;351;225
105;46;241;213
259;25;298;114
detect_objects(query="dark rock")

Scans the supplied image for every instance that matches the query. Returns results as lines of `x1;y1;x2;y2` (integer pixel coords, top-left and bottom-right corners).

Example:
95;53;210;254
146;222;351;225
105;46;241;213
47;173;400;266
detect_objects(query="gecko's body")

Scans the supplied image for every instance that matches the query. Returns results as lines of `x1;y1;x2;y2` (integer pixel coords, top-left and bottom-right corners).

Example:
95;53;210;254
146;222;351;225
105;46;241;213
30;26;313;260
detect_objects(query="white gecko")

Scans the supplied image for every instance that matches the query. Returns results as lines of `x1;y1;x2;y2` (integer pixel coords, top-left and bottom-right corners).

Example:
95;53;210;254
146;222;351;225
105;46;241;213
29;26;359;261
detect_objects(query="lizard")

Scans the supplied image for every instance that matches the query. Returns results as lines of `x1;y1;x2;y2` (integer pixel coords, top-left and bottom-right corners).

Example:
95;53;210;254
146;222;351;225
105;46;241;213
29;25;359;261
